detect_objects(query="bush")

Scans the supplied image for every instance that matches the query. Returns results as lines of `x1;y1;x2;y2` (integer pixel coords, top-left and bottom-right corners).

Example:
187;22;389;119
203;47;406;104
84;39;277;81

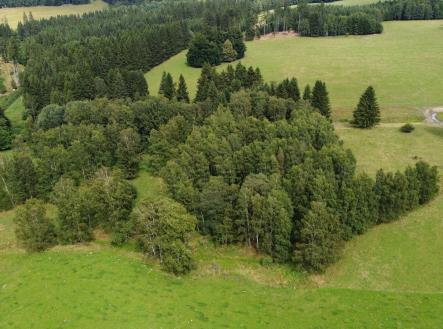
400;123;415;133
162;241;195;275
14;198;56;252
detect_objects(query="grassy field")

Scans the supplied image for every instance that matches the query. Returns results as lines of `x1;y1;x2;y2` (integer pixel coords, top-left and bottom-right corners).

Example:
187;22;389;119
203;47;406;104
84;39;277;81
2;122;443;327
146;20;443;122
0;0;108;29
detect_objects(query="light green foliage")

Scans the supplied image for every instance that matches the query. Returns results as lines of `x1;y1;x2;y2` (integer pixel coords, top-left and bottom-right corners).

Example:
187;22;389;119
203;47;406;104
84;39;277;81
14;198;55;252
146;21;443;122
133;196;196;274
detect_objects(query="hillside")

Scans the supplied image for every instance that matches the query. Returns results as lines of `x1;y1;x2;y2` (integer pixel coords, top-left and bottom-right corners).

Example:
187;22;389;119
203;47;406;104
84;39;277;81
0;0;108;29
146;20;443;122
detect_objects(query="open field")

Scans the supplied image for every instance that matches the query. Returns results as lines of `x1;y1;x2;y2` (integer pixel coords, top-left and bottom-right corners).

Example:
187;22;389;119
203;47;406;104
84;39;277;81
2;122;443;327
0;0;108;29
146;20;443;122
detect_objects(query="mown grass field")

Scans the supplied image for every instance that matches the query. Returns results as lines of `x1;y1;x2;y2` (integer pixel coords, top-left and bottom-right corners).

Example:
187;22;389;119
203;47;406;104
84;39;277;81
1;122;443;327
0;0;108;29
146;20;443;122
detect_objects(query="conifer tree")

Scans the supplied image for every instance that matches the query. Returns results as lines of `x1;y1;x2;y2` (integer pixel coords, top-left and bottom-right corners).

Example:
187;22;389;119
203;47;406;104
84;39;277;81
222;39;237;62
352;86;380;128
311;80;331;118
303;84;311;101
287;78;300;102
159;72;175;100
195;64;216;102
176;74;190;103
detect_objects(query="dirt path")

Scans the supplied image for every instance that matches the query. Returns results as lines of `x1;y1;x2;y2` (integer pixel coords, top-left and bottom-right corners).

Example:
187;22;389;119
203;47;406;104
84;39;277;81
424;107;443;125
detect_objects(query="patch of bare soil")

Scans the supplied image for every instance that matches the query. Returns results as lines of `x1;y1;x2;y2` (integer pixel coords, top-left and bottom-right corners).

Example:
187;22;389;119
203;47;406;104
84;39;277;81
424;107;443;125
256;30;299;41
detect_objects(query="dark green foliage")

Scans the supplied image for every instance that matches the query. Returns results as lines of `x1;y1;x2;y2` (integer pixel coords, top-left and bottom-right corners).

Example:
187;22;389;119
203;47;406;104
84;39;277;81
303;84;311;101
0;115;12;150
14;198;56;253
0;0;89;7
159;72;176;100
400;123;415;133
36;104;65;130
352;86;380;128
187;34;221;68
52;169;136;244
294;202;343;272
187;29;246;67
311;80;331;119
133;197;196;275
415;161;439;204
176;75;190;103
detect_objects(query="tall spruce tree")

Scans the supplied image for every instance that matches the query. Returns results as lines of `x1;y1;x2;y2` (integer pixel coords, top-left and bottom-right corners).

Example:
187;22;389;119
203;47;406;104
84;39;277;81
159;72;175;100
311;80;331;118
352;86;380;128
176;74;190;103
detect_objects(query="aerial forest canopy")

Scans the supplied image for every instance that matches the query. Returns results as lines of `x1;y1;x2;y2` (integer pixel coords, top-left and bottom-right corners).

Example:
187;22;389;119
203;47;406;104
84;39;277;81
0;0;89;7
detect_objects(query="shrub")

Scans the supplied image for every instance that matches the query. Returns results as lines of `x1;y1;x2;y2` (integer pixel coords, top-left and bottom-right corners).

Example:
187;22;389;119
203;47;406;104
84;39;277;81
400;123;415;133
14;198;56;252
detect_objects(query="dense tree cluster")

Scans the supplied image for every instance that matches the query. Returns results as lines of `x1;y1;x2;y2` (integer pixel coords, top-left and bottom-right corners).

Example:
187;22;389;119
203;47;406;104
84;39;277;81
14;169;136;250
187;29;246;67
259;0;442;37
0;97;198;210
147;89;438;272
0;0;88;7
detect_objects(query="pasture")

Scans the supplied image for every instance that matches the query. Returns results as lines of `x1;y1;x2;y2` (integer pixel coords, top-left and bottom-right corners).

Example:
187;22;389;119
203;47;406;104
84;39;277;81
146;20;443;122
0;0;108;29
2;123;443;327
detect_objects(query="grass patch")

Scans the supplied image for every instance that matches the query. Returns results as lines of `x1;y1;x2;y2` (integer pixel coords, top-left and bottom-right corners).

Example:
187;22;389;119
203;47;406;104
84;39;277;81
436;112;443;121
146;20;443;122
0;0;108;29
4;96;26;134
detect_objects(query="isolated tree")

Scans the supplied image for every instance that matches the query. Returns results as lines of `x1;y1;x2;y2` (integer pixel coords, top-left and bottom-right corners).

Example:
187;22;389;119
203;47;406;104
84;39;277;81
311;80;331;118
176;74;190;103
352;86;380;128
222;39;237;62
14;198;56;252
159;72;175;100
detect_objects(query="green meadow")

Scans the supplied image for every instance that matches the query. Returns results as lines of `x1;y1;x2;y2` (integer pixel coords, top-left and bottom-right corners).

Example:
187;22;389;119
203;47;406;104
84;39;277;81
0;0;108;29
1;121;443;328
146;20;443;122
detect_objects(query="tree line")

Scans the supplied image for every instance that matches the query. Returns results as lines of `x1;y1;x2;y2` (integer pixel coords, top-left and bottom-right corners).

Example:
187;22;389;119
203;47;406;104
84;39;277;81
0;0;88;7
259;0;442;37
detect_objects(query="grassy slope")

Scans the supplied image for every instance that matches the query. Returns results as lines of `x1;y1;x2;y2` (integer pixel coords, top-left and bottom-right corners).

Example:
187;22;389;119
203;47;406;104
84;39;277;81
145;20;443;122
326;124;443;292
2;125;443;327
4;96;26;133
0;0;108;29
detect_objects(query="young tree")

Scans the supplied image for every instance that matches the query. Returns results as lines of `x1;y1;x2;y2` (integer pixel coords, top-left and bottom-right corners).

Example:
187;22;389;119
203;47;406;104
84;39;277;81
176;74;190;103
14;198;56;252
352;86;380;128
158;72;175;100
311;80;331;118
222;39;237;62
303;84;311;101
